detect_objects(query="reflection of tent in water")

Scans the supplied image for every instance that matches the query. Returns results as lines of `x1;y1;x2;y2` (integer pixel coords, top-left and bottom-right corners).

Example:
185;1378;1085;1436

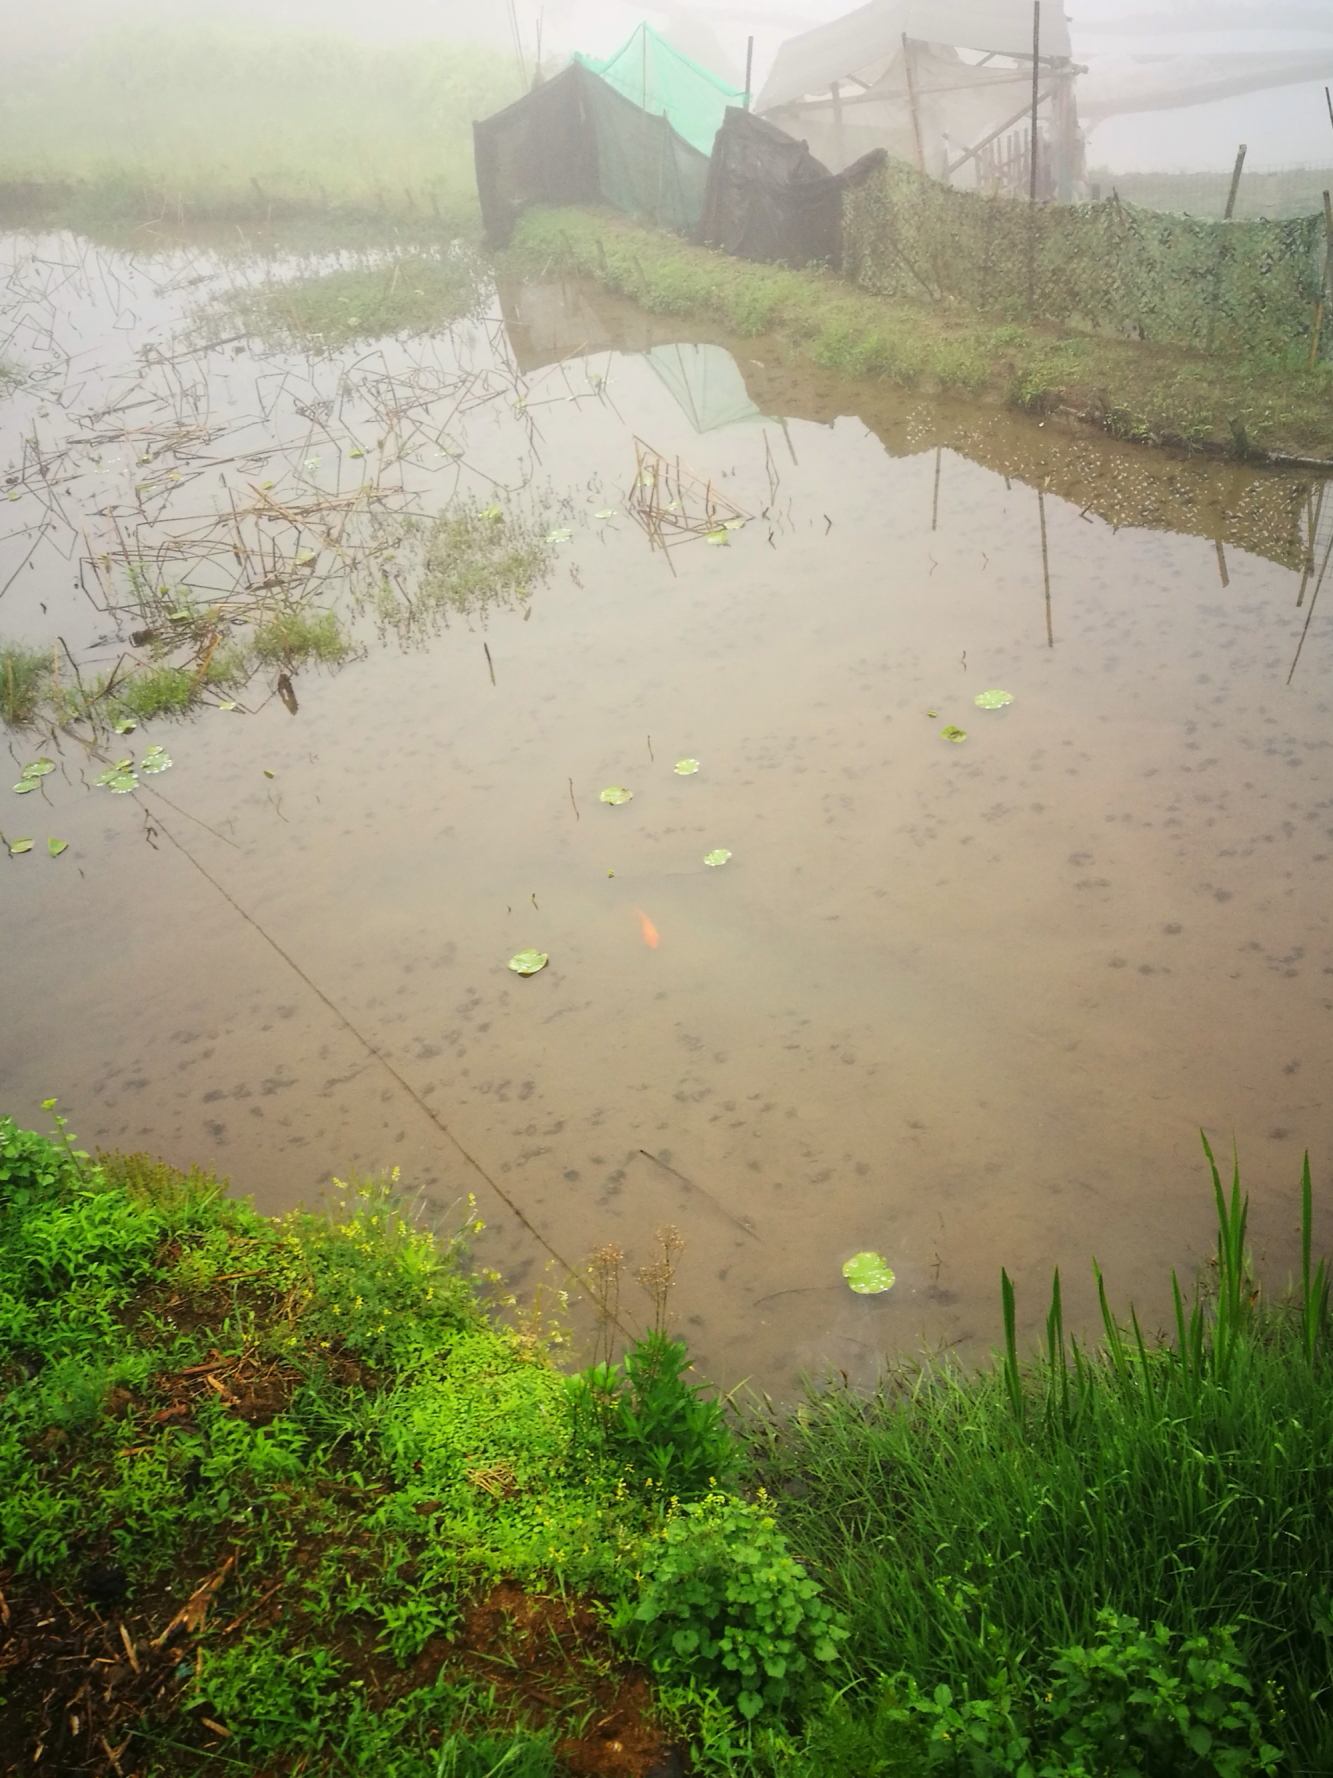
494;282;769;434
641;343;770;432
494;279;1319;574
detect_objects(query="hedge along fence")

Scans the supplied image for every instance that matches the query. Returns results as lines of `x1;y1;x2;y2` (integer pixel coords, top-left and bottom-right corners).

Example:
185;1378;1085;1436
843;160;1330;362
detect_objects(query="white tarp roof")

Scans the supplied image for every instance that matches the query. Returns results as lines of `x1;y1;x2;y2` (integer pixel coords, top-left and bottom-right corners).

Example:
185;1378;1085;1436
1078;49;1333;122
757;0;1072;113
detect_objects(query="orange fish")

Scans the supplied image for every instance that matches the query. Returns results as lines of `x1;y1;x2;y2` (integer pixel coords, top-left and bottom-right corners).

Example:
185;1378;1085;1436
634;909;659;949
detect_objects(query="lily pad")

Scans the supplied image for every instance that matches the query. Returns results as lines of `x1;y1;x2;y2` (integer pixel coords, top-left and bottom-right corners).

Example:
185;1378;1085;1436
95;767;138;793
842;1251;896;1295
12;782;36;795
545;528;572;544
9;838;33;855
508;949;549;977
704;528;729;545
140;746;172;774
47;838;67;857
674;759;700;776
940;725;967;744
595;508;616;520
113;718;137;734
599;786;633;806
21;759;55;778
703;848;732;868
974;689;1014;710
481;503;503;521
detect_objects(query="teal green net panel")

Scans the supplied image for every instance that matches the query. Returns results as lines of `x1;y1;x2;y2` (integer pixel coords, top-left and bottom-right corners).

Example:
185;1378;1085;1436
583;73;711;237
574;23;743;159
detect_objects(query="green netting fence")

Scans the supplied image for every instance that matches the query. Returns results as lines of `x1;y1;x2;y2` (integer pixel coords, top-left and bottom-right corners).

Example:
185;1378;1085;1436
844;160;1330;361
573;23;743;159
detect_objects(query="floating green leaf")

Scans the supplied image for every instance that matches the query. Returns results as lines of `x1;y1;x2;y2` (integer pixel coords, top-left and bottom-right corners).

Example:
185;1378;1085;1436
674;758;700;775
21;758;55;778
47;838;67;857
600;786;633;806
348;447;365;459
974;689;1014;710
113;717;137;734
941;726;967;744
140;746;172;774
9;838;33;855
926;709;938;718
842;1251;896;1295
546;528;572;544
703;848;732;867
508;949;549;977
12;782;36;795
216;700;240;712
481;503;503;521
595;508;616;520
704;528;729;545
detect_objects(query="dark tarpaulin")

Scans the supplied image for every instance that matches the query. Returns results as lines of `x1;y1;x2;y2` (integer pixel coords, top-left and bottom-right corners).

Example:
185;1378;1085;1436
473;65;599;249
698;107;887;267
473;62;710;249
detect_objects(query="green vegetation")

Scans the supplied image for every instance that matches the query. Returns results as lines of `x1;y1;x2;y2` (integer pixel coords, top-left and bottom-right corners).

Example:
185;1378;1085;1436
3;1111;1330;1776
0;644;53;728
361;502;553;640
0;24;522;241
224;253;487;351
506;206;1333;464
251;606;352;668
752;1143;1333;1775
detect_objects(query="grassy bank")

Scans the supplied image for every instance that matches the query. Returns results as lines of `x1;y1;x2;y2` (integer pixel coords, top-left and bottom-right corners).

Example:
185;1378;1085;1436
2;1114;1330;1776
504;207;1333;466
0;24;520;244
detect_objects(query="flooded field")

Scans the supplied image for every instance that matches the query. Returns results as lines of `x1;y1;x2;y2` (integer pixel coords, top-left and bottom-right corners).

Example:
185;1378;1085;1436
2;232;1331;1397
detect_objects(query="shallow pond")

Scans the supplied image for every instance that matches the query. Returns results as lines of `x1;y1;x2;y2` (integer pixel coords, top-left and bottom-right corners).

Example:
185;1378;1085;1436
2;234;1332;1395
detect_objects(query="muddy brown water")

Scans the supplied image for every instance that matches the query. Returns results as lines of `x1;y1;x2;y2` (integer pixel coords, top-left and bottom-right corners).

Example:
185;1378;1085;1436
2;235;1331;1398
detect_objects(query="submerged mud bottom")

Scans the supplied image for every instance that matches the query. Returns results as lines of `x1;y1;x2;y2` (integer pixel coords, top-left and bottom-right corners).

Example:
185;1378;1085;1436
1;230;1331;1403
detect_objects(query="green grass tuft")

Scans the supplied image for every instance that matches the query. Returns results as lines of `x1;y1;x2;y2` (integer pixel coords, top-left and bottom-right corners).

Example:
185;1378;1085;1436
252;607;351;667
225;253;485;351
0;644;53;728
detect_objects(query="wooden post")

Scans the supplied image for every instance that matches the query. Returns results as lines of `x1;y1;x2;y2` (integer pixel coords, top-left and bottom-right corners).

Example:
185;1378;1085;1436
1315;189;1333;367
1027;1;1040;309
1052;58;1078;202
830;81;846;168
1206;145;1246;352
903;35;926;172
744;36;754;110
1224;143;1247;220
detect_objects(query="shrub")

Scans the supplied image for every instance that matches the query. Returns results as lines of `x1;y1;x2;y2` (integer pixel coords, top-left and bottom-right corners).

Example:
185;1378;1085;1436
619;1491;849;1720
568;1329;736;1498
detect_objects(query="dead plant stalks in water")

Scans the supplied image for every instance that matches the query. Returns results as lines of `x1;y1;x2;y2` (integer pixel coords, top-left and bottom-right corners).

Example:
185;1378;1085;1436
625;438;748;561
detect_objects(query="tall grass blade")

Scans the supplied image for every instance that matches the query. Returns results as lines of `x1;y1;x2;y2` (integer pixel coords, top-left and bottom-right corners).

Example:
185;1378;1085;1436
1001;1267;1023;1424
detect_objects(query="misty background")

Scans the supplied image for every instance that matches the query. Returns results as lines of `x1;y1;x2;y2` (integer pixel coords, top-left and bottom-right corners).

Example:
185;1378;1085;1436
3;0;1333;176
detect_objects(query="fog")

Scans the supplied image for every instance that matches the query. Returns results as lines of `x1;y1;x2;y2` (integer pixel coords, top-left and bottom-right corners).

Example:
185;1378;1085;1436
4;0;1332;172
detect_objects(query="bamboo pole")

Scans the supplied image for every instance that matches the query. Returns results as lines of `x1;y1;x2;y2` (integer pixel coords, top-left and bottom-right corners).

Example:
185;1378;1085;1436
1027;1;1040;310
902;36;925;173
